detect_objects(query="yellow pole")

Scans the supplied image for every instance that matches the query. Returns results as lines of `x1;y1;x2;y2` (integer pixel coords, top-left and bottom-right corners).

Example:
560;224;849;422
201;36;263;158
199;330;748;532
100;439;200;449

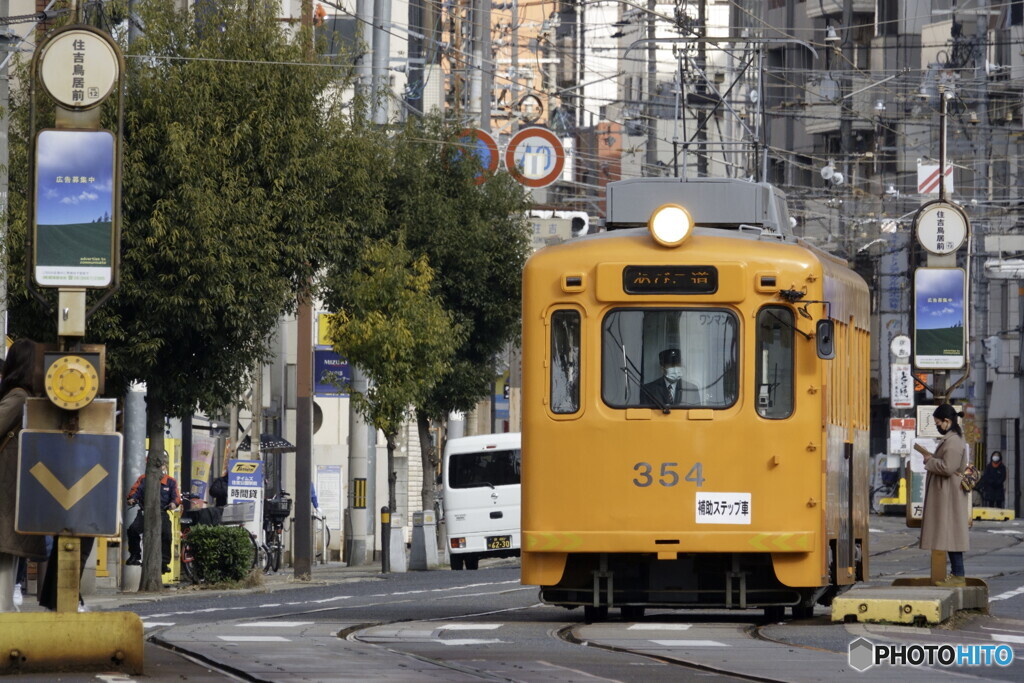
56;536;81;613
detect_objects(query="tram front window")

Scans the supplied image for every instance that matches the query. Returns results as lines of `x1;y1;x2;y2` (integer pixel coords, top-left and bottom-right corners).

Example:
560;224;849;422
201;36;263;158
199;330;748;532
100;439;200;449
602;308;738;409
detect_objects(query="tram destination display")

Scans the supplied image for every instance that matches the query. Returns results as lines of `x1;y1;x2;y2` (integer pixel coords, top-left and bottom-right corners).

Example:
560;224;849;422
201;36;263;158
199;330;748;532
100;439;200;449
623;265;718;294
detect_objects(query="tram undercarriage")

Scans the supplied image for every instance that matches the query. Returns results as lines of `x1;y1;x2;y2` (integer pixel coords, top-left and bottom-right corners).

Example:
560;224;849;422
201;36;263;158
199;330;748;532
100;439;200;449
538;551;859;621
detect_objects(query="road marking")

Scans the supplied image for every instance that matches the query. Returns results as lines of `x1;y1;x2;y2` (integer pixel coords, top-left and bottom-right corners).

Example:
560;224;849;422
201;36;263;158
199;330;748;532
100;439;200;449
986;530;1021;535
238;621;313;628
311;595;352;604
218;635;290;642
439;638;505;646
989;585;1024;602
535;660;626;681
992;634;1024;644
650;640;727;647
628;624;691;631
141;622;175;629
437;623;503;630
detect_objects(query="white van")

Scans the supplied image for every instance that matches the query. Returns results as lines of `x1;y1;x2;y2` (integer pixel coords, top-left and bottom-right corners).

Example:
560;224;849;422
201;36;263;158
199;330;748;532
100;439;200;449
442;432;521;570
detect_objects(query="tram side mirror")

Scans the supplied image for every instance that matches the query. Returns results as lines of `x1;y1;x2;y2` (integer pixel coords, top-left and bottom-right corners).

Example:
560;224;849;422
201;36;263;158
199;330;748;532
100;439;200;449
816;320;835;360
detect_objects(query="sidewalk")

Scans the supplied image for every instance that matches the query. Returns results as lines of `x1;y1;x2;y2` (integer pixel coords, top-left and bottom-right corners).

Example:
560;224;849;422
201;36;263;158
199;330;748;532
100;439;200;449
15;559;389;613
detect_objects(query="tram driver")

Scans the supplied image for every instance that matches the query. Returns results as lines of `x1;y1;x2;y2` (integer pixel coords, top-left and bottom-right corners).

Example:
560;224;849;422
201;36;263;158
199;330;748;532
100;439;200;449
641;348;700;406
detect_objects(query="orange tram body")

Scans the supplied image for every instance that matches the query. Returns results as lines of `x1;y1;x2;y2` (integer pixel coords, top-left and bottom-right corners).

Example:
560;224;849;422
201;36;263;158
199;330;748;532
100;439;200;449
520;178;871;621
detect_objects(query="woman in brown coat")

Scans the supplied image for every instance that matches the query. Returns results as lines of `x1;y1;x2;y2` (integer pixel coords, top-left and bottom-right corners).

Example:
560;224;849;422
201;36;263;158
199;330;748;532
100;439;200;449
0;339;47;611
916;403;970;587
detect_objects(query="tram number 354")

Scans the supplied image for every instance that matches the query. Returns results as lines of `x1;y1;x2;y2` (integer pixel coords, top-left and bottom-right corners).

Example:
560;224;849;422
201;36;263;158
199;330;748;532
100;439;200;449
633;462;704;487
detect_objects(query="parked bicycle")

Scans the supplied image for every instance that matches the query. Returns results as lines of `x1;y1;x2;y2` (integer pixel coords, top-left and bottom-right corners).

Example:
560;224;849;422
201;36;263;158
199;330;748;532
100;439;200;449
870;469;901;514
313;509;331;564
263;492;292;573
180;496;263;583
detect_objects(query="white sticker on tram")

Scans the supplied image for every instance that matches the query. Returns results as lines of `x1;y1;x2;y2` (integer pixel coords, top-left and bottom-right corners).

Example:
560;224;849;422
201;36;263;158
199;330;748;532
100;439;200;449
650;640;727;647
695;492;751;525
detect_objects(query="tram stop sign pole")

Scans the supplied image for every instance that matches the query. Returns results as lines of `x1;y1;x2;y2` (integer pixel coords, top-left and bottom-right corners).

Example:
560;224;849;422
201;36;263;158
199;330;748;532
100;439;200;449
0;24;142;677
911;198;970;586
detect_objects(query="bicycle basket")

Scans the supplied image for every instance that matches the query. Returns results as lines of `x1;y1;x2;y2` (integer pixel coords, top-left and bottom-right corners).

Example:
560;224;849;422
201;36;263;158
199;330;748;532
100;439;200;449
265;497;292;520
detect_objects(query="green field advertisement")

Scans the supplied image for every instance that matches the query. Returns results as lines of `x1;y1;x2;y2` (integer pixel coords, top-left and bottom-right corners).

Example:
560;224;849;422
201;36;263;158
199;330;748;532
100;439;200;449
33;129;115;288
913;268;965;370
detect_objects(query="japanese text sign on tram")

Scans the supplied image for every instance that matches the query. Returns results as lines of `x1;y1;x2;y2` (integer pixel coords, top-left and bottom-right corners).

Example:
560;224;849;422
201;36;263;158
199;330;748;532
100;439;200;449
914;200;968;256
504;127;565;188
16;430;123;536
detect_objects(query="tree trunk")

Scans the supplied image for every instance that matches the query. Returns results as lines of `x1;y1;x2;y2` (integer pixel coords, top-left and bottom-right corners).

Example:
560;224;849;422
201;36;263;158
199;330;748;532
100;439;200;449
139;397;166;592
416;410;440;513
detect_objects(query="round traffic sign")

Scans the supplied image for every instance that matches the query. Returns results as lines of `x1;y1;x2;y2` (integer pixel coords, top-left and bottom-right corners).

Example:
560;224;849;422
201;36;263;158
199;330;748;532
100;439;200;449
505;127;565;188
456;129;499;185
38;26;121;110
914;200;968;255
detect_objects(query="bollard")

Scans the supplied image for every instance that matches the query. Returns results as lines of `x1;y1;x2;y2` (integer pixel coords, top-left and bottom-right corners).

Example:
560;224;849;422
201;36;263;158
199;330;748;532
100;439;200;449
410;510;439;570
381;507;390;573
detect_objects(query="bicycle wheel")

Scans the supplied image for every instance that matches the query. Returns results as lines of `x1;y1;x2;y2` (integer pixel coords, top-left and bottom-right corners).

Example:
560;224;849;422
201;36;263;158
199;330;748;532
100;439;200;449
181;541;197;584
265;540;281;573
249;531;265;571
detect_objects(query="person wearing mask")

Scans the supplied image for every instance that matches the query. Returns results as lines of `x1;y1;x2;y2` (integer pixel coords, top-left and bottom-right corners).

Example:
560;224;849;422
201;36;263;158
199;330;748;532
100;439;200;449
978;451;1007;509
641;348;699;407
0;340;47;612
125;464;181;573
913;403;971;587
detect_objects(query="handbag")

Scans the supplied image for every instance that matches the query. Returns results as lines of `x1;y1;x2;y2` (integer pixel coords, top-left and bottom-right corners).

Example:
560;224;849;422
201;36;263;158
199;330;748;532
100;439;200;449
960;463;980;493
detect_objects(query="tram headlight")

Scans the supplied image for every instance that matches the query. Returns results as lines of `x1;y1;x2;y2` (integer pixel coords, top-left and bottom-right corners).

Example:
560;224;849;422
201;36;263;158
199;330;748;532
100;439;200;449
648;203;694;247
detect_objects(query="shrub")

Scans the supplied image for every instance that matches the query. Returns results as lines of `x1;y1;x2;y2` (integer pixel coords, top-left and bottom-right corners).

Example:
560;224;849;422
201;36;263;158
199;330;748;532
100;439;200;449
185;525;253;584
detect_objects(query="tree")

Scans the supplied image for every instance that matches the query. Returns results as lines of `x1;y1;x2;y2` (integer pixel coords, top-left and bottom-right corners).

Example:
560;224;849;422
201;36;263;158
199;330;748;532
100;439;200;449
381;118;532;512
5;0;365;590
322;239;461;569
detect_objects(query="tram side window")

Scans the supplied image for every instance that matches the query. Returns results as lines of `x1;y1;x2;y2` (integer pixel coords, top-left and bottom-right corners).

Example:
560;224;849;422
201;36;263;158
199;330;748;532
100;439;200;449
755;306;795;419
550;310;581;414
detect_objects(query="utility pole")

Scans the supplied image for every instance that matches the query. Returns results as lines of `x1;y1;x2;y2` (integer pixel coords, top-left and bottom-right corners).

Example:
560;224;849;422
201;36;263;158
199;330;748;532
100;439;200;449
371;0;392;124
356;0;373;113
644;0;656;175
972;0;990;466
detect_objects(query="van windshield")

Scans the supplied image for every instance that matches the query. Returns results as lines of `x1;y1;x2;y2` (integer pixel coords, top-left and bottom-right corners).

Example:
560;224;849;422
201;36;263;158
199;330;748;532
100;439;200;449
449;449;521;488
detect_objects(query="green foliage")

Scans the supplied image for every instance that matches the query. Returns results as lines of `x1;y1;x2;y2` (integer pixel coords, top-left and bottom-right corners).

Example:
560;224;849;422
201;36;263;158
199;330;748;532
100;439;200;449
390;118;531;417
5;0;364;418
185;524;254;584
324;239;462;442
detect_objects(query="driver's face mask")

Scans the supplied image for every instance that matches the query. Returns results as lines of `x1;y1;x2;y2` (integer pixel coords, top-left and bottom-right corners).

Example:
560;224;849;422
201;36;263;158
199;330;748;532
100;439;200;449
664;366;683;382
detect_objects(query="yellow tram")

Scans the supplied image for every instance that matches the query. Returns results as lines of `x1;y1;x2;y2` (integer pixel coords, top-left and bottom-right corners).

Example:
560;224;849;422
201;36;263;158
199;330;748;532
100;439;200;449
520;178;870;620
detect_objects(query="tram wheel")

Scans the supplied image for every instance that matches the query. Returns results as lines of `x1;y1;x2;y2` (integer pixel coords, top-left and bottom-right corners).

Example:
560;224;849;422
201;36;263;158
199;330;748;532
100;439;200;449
584;605;609;623
620;606;645;621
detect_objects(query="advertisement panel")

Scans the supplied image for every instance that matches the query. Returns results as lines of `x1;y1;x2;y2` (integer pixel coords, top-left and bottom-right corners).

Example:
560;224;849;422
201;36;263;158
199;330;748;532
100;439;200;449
913;268;966;370
34;129;116;287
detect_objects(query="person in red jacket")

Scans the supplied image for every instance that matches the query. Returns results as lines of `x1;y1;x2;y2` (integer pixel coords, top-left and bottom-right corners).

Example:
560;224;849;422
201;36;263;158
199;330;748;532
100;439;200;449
125;465;181;572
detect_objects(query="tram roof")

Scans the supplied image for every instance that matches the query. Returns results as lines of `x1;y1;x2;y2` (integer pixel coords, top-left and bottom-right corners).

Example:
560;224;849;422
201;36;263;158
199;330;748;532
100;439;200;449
605;177;791;236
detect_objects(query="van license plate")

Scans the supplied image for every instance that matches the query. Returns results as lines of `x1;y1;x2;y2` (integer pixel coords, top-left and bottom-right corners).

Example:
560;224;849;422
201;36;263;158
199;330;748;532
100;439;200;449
487;535;511;550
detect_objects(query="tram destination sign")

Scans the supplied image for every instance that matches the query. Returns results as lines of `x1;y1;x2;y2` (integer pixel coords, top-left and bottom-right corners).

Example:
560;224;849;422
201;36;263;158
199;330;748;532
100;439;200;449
623;265;718;294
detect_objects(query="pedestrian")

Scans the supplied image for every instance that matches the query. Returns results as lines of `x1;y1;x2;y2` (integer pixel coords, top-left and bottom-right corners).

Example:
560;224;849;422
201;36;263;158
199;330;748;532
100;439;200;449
0;339;48;612
978;451;1007;509
125;463;181;573
913;403;971;587
210;467;228;508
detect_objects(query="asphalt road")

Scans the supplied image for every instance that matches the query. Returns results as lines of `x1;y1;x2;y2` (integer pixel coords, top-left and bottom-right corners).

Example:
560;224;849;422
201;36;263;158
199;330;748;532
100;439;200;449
8;513;1024;681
